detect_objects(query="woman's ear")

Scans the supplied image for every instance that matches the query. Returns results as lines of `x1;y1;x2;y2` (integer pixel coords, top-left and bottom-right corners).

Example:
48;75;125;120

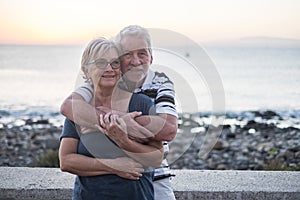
83;67;91;83
83;66;88;75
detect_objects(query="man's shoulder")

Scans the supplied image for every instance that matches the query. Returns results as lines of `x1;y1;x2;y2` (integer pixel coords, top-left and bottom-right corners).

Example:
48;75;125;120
74;83;94;102
152;71;173;85
140;70;174;93
76;83;94;92
145;70;173;86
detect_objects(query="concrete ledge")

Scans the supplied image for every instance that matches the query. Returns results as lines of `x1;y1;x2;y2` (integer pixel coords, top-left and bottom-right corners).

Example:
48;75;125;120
172;170;300;200
0;167;299;200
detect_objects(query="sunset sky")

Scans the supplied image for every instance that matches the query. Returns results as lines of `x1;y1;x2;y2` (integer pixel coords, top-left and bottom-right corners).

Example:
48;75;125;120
1;0;299;45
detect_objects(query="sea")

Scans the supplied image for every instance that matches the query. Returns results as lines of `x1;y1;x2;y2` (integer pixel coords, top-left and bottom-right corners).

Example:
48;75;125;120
0;43;300;127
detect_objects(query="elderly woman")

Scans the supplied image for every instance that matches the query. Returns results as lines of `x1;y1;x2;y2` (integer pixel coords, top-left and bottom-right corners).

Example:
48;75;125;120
59;38;163;200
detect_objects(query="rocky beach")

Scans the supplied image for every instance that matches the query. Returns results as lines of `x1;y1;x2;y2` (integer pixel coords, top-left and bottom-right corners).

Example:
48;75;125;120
0;113;62;167
169;110;300;171
0;110;299;171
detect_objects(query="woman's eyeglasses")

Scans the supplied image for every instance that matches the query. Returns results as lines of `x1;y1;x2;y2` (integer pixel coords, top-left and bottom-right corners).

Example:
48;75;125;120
88;59;120;69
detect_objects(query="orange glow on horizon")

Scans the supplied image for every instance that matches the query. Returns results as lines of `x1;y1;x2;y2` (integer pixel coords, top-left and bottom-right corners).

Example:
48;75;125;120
1;0;299;45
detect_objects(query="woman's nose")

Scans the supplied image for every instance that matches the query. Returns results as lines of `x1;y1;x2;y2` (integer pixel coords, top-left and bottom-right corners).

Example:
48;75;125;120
104;63;113;71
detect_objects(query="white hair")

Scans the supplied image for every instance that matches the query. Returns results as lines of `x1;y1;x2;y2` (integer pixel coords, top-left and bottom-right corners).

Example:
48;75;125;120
115;25;152;54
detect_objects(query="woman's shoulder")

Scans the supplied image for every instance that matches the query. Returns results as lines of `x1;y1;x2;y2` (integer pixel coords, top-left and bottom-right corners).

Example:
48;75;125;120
129;93;154;115
60;118;80;140
131;92;152;101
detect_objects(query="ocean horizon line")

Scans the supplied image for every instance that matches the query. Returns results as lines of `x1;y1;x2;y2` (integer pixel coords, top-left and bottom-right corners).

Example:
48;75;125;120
1;36;300;47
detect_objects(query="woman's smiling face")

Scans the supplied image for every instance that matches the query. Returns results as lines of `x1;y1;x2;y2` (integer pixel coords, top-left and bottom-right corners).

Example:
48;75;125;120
88;48;121;90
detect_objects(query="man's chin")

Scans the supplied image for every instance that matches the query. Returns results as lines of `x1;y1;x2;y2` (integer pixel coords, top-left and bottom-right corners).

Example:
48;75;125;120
123;72;146;82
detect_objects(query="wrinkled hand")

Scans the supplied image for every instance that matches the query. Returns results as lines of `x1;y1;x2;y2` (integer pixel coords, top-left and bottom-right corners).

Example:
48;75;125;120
96;112;128;144
104;157;144;180
96;112;155;143
120;112;155;143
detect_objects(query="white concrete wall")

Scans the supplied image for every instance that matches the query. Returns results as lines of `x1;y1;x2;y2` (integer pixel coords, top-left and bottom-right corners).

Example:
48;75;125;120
0;167;299;200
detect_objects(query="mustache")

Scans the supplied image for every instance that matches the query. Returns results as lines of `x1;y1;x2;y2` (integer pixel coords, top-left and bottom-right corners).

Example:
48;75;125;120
125;65;145;71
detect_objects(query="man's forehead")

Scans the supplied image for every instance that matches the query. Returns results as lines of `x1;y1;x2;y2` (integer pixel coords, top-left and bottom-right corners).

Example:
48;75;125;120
122;47;148;53
121;36;149;51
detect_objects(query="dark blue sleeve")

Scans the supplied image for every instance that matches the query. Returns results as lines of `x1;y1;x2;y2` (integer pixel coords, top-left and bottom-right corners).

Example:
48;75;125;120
129;93;155;115
60;118;80;141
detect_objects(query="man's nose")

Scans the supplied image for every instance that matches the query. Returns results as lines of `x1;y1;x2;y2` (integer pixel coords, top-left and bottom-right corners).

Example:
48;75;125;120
130;54;142;66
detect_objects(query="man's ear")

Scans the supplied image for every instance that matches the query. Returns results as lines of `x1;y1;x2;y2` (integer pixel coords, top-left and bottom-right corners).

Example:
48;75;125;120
150;54;153;64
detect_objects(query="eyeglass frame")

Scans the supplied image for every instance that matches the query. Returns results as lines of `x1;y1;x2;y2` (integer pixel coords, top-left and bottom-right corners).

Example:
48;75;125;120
87;58;121;69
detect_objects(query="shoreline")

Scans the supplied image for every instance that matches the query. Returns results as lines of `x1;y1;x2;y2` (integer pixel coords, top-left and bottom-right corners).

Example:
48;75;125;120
0;109;299;170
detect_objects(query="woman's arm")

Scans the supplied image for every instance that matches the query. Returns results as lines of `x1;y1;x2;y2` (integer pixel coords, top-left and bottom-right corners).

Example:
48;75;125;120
59;137;144;180
97;113;164;168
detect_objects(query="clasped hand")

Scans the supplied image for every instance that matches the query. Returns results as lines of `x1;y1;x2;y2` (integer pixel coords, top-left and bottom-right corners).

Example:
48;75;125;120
95;111;154;143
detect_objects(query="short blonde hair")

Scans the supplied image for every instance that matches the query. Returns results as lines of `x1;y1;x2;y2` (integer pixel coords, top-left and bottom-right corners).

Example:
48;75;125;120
81;37;119;71
81;38;120;81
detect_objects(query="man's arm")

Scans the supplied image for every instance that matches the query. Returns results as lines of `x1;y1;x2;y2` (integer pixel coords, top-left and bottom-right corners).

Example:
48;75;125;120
129;71;178;142
60;92;155;139
60;93;99;128
118;113;177;142
60;93;178;142
135;114;177;142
